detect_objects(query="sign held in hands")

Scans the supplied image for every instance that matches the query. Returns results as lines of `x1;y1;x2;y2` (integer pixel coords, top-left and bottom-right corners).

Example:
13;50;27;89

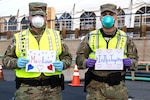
95;49;124;70
26;50;56;73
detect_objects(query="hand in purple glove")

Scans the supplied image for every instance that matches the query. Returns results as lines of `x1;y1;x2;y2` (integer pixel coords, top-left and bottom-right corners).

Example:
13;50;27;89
86;58;96;67
123;58;132;67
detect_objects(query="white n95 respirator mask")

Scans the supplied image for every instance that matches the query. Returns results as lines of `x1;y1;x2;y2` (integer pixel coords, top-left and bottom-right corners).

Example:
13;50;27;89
31;16;44;28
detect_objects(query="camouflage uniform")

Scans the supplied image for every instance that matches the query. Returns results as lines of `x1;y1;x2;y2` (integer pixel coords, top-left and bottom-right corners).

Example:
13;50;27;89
2;2;72;100
76;4;138;100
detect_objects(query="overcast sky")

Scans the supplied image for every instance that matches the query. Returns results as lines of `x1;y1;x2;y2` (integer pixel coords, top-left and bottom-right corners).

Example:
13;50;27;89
0;0;149;17
0;0;91;16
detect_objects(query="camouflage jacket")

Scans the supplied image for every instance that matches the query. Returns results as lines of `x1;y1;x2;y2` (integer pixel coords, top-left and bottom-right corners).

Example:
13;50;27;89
76;29;138;76
2;25;72;70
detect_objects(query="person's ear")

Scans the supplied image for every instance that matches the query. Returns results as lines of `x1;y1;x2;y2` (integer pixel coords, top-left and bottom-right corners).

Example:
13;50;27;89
114;16;118;22
28;16;32;21
100;16;103;21
44;15;47;20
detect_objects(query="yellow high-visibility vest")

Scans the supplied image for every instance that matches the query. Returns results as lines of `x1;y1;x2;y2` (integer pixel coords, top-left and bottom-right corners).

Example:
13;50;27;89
14;28;62;78
88;29;127;59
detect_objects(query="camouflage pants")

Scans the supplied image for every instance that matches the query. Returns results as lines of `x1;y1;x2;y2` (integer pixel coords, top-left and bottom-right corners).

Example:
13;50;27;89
14;83;62;100
86;80;128;100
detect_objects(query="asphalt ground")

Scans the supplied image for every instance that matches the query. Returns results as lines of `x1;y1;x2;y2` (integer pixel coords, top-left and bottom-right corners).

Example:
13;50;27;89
1;80;150;100
0;69;150;100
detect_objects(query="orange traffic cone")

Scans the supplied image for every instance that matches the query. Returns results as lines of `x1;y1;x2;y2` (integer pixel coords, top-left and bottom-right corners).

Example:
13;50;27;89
0;64;4;80
68;65;83;86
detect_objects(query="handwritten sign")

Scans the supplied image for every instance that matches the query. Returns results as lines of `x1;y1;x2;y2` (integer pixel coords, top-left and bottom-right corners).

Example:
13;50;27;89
26;50;56;73
95;49;124;70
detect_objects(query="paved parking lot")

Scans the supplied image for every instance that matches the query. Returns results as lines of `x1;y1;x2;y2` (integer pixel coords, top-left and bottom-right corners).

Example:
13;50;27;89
1;80;150;100
0;69;150;100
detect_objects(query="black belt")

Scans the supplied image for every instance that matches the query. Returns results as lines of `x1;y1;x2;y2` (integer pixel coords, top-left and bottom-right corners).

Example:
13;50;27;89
16;75;60;87
21;78;52;86
91;72;125;86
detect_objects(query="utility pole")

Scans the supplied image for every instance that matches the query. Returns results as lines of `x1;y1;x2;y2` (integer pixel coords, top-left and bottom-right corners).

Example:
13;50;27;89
130;0;133;27
46;7;55;29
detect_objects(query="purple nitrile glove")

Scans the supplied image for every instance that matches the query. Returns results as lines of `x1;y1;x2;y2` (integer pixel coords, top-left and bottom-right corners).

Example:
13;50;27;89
86;58;96;68
123;58;132;67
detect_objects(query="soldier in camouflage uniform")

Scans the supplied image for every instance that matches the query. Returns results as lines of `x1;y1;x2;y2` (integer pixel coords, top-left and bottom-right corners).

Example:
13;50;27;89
2;2;72;100
76;3;138;100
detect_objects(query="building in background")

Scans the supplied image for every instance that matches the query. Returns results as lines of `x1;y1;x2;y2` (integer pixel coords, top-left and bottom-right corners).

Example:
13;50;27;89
0;0;150;39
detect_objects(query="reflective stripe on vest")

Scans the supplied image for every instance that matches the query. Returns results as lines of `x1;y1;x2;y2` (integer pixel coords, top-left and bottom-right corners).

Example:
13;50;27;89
14;28;62;78
88;29;127;59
